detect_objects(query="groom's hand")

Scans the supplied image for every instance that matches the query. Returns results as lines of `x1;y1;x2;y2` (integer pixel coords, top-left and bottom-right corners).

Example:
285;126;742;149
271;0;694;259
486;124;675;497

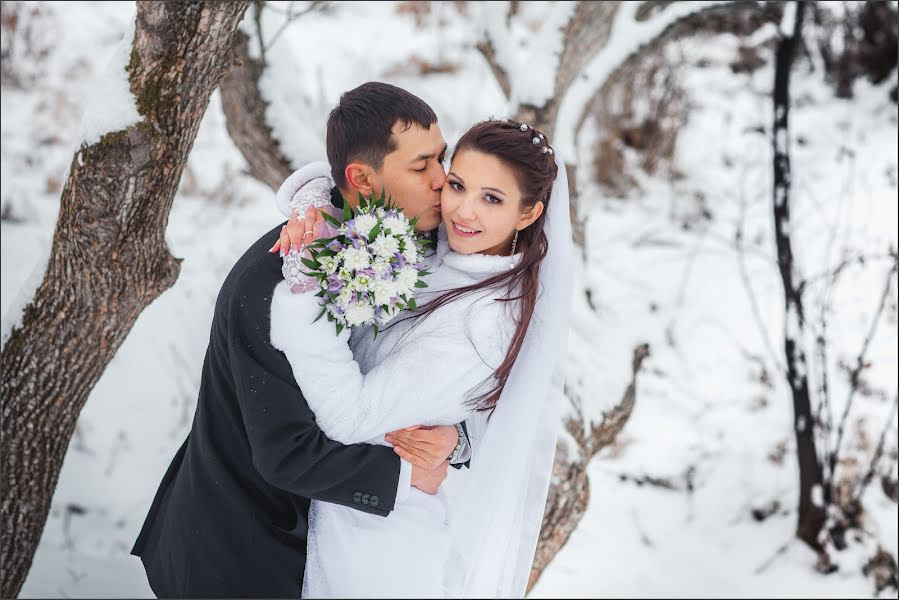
411;460;450;495
385;425;458;470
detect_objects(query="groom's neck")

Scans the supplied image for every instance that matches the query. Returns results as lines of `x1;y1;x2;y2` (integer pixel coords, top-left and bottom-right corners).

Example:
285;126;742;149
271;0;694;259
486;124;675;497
337;186;361;211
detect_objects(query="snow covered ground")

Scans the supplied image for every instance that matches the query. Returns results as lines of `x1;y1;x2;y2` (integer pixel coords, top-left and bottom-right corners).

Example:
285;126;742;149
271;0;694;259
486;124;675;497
2;2;896;598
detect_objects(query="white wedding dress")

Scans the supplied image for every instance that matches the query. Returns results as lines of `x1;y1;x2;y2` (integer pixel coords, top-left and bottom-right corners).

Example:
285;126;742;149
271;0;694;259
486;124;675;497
270;150;573;597
270;226;516;597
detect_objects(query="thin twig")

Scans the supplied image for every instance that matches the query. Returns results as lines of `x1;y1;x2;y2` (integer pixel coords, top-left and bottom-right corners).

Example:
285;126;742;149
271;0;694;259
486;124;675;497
813;311;833;492
753;539;794;575
853;392;899;504
829;259;899;498
263;1;329;53
801;252;894;289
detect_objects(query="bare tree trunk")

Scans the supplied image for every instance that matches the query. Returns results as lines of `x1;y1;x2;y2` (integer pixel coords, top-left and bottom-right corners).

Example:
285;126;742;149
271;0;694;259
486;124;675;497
219;2;293;192
771;0;826;552
528;344;650;593
0;2;249;596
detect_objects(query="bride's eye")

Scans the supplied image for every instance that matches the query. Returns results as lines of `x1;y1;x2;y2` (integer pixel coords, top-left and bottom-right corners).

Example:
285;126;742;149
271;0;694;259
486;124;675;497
484;193;502;205
449;181;464;191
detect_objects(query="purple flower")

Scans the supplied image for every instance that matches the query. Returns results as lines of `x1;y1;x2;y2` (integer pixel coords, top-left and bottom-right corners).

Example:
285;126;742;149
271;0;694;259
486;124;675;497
326;240;344;252
393;252;406;268
327;275;343;293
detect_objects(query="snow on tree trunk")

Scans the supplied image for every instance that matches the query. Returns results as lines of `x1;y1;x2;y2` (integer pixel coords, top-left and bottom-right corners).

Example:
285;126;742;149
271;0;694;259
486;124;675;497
770;0;826;553
0;2;249;597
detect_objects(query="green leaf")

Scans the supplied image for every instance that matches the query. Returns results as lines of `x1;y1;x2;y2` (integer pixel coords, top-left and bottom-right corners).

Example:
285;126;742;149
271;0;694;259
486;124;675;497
407;297;417;310
312;306;327;324
336;323;344;336
344;200;353;223
368;222;381;243
321;210;342;228
300;257;319;270
372;324;379;339
415;280;428;288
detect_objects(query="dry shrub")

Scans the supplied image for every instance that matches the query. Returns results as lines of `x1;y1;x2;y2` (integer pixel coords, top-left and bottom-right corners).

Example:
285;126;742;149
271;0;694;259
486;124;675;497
590;49;687;198
1;1;55;89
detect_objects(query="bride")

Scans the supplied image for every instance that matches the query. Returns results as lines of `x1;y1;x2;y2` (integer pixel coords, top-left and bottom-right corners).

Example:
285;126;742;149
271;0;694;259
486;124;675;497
269;118;573;597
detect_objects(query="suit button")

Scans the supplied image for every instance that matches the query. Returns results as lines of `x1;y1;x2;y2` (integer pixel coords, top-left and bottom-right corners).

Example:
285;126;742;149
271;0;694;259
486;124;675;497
370;495;379;507
353;492;362;503
361;493;370;505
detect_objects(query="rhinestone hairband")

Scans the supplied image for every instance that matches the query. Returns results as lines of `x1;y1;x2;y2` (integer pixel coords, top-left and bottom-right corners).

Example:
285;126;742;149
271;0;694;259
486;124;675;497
487;116;554;154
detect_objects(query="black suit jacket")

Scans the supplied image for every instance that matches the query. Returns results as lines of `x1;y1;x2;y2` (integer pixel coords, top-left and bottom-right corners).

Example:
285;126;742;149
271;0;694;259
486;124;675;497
131;222;403;598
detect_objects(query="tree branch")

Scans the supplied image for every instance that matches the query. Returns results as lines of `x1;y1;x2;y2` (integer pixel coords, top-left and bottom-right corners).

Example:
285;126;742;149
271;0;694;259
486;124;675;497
829;259;899;499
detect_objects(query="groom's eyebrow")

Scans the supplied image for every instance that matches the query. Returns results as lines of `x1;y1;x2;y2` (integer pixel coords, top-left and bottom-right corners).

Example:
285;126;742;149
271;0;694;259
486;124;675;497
411;143;448;163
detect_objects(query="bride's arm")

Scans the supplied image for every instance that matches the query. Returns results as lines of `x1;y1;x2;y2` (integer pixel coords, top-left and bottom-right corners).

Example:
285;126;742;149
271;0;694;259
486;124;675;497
270;281;502;446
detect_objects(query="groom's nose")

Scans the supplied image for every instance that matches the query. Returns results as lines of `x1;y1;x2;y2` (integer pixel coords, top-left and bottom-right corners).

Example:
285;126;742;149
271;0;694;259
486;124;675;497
430;167;447;191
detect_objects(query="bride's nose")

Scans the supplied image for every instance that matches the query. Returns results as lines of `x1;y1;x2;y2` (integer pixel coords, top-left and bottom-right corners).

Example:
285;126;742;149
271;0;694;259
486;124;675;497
456;195;478;221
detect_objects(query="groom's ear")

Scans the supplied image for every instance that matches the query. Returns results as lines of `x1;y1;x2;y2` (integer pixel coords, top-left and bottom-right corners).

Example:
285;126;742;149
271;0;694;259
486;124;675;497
345;163;375;198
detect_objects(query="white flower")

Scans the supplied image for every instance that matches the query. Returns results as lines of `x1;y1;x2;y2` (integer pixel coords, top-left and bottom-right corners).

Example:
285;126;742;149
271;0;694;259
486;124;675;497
342;247;371;271
372;279;397;306
336;289;353;308
401;235;417;251
320;256;338;274
353;214;379;239
350;273;374;292
371;234;400;259
372;260;392;278
327;304;346;321
344;301;374;327
396;266;419;295
383;216;408;234
402;244;419;265
376;207;387;218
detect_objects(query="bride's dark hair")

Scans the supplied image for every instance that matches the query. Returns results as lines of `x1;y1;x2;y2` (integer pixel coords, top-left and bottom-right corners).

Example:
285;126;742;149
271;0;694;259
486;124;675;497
411;119;559;413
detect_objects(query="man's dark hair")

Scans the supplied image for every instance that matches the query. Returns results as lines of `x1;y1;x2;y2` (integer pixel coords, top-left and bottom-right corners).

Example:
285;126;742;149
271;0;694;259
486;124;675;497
326;82;438;189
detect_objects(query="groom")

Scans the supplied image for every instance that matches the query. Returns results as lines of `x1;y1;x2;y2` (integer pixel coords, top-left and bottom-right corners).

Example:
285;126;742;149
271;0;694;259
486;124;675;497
132;82;470;598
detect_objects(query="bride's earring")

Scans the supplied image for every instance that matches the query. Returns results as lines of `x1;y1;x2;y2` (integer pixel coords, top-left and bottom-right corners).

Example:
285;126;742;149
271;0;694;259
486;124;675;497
509;230;519;269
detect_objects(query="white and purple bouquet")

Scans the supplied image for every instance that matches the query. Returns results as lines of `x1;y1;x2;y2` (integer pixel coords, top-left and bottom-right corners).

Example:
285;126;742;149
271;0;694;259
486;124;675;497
299;191;432;336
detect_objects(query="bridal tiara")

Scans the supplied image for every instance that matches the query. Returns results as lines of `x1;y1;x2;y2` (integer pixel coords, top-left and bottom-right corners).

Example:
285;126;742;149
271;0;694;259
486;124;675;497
486;115;555;155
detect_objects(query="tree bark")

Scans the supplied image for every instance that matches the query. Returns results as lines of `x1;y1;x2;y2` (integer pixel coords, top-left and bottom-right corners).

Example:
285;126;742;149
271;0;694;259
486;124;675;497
528;343;650;593
0;2;249;597
218;5;294;192
771;0;826;552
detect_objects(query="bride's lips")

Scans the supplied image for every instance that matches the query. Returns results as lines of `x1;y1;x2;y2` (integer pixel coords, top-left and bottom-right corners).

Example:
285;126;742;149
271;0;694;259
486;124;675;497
451;221;481;238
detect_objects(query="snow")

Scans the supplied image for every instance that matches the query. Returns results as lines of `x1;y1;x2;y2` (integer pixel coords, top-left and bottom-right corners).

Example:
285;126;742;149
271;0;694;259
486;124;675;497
780;1;797;38
76;4;141;147
2;2;896;599
0;239;50;351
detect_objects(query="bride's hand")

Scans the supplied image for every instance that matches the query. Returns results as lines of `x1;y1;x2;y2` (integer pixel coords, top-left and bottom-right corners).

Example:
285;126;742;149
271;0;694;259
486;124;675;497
269;207;326;256
385;425;459;470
